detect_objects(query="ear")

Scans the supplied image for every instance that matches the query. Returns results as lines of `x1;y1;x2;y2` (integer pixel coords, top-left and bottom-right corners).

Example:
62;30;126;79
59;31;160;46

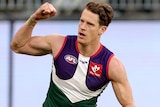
99;26;107;35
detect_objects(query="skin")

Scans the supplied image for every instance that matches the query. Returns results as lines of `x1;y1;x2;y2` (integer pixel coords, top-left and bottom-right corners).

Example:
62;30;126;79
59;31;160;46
10;2;135;107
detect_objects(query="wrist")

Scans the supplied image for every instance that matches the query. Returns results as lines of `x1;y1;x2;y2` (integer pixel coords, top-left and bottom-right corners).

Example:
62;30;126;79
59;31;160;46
26;17;38;28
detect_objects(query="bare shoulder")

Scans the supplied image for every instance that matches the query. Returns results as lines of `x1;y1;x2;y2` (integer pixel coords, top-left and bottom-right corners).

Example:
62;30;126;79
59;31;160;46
44;34;66;56
44;34;65;43
108;56;127;82
42;34;66;47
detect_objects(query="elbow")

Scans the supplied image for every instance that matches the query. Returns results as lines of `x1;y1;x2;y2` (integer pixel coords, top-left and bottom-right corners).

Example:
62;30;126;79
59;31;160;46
10;42;21;53
10;43;17;53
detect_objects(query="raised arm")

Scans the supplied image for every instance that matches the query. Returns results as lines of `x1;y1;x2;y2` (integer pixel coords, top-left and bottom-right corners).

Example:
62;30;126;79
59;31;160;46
108;56;135;107
10;2;60;56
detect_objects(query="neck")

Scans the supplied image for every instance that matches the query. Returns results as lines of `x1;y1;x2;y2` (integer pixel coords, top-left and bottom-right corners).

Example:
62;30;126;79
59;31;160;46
78;42;101;57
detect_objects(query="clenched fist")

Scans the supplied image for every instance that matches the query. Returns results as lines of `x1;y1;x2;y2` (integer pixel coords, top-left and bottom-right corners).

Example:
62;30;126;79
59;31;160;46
31;2;57;21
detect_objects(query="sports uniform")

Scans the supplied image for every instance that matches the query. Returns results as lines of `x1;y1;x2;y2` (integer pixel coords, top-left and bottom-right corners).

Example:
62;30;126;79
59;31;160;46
43;36;114;107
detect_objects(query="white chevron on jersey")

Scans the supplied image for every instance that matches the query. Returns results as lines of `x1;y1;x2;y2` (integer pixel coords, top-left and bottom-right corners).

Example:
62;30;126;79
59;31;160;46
52;54;108;103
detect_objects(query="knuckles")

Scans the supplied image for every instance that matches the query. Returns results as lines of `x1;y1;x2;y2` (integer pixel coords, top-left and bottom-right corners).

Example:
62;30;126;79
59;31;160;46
32;2;57;20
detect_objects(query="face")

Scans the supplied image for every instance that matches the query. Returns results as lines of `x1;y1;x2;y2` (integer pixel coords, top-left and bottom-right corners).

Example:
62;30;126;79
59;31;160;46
77;9;106;45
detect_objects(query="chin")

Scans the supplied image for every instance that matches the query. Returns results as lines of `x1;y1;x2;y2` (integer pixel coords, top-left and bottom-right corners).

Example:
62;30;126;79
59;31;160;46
77;37;84;43
77;39;88;46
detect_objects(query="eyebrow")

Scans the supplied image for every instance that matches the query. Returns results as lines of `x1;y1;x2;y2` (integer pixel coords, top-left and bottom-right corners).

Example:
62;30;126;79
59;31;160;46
80;18;95;25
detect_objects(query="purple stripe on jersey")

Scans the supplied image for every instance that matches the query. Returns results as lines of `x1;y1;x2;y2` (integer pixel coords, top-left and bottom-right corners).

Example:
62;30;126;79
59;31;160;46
86;45;113;91
54;36;78;80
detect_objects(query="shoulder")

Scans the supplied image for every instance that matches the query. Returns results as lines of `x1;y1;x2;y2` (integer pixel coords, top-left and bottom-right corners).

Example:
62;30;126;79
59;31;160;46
44;34;65;42
42;34;66;56
108;56;127;82
46;35;77;43
42;34;66;47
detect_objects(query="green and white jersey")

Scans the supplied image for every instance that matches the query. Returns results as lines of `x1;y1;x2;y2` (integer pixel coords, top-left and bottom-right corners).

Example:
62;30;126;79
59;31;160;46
43;36;114;107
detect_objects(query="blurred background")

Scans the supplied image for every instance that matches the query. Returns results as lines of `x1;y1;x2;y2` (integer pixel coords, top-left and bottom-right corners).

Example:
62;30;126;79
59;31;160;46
0;0;160;107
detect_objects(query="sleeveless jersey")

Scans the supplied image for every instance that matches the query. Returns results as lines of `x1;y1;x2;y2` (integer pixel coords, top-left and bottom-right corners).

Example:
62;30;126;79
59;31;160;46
43;36;114;107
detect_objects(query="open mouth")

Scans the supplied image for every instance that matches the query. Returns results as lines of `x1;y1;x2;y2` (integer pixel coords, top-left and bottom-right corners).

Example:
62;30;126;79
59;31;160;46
79;32;86;36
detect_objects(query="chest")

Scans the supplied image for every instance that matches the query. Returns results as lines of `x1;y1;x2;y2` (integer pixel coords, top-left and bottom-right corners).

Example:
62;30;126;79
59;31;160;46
54;53;109;91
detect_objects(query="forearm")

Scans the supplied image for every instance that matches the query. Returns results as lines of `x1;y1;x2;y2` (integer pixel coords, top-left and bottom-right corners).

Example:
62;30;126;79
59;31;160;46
118;85;135;107
10;2;56;53
10;16;37;51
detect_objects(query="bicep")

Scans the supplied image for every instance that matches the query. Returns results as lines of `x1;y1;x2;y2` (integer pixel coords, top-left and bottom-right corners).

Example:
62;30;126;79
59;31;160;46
109;56;134;106
17;36;52;56
17;35;65;56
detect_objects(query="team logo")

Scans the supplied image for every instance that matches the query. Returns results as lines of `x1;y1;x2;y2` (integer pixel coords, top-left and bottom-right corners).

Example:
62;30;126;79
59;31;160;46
88;61;103;78
64;55;78;64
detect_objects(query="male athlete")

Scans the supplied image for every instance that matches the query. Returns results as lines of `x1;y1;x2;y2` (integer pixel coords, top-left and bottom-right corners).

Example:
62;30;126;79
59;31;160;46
10;1;135;107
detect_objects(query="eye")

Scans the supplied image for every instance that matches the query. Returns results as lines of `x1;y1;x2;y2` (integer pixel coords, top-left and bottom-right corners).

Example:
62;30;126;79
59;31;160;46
80;19;84;23
87;22;94;26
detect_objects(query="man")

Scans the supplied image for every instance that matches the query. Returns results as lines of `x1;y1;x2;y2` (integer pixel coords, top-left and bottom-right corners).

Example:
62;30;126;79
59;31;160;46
10;1;135;107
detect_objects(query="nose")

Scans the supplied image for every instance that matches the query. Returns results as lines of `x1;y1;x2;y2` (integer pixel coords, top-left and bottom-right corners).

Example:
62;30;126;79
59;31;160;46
79;22;86;30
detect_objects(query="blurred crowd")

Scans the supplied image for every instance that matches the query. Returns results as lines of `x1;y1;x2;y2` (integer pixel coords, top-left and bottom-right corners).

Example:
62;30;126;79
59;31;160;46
0;0;160;20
